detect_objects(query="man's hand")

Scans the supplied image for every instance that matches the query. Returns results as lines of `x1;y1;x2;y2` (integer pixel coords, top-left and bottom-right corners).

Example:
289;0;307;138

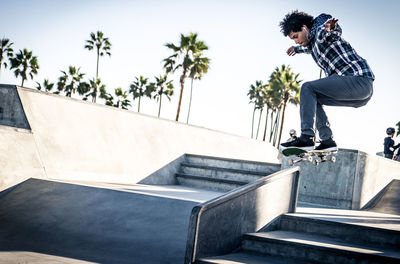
287;46;296;56
325;18;338;32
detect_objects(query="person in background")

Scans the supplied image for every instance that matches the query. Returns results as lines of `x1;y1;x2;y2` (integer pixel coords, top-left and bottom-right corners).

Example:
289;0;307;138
287;129;298;142
383;127;399;159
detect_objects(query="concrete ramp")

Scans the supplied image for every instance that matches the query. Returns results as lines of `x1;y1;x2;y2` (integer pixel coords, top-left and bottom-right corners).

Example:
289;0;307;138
0;178;206;263
365;179;400;215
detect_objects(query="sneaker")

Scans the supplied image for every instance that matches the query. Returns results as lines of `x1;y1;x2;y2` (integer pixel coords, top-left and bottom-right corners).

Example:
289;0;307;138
280;134;315;151
315;138;338;152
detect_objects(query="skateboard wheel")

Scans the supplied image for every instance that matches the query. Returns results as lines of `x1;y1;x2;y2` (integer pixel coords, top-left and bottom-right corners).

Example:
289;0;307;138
289;160;294;166
313;159;319;166
307;156;313;162
330;156;336;163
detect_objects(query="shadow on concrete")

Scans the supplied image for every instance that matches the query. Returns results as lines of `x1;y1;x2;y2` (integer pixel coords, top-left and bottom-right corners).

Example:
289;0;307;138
363;180;400;215
0;178;198;264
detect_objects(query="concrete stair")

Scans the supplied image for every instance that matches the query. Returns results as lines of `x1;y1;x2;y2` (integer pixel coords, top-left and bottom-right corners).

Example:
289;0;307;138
176;154;281;192
198;214;400;264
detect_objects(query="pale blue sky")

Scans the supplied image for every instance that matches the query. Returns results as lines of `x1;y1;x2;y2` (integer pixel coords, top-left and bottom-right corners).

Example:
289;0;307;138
1;0;399;154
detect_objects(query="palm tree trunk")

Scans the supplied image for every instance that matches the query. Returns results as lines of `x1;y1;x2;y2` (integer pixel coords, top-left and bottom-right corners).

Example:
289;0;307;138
96;49;100;79
277;101;287;149
92;88;97;103
175;69;187;121
269;111;275;142
273;109;281;147
256;109;263;139
186;78;194;124
263;108;269;141
158;94;163;118
138;97;141;112
251;107;256;138
21;77;25;87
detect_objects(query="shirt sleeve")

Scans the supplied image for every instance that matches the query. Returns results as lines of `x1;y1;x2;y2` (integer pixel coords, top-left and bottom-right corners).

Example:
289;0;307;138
294;45;311;54
316;23;342;43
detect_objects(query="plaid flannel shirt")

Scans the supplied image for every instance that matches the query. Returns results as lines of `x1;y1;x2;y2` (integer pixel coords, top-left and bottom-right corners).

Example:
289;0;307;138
294;14;375;80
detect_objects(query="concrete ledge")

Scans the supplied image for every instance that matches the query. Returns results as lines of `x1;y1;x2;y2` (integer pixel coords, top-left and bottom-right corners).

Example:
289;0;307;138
184;167;300;263
1;85;279;186
0;85;30;129
282;149;400;209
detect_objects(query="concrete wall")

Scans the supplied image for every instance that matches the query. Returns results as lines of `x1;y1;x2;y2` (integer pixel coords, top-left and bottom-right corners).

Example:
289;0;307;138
0;125;46;191
281;149;400;209
0;85;280;190
185;167;300;263
0;85;30;129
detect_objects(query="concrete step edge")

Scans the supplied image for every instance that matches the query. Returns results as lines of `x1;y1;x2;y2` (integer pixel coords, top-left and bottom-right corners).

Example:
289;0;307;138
243;231;400;261
282;214;400;238
176;173;248;186
185;154;281;168
181;162;275;176
198;252;310;264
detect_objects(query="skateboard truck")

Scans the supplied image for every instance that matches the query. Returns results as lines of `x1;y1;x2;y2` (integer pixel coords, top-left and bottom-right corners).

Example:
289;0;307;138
282;147;337;166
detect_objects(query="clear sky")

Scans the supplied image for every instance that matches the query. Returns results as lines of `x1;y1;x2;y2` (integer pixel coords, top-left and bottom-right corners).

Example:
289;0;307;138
1;0;399;154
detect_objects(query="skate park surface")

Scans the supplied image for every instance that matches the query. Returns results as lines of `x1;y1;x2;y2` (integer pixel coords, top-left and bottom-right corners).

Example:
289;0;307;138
0;85;399;263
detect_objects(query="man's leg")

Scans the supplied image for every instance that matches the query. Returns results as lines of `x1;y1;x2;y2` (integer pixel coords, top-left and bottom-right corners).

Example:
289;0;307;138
315;103;332;141
300;75;373;138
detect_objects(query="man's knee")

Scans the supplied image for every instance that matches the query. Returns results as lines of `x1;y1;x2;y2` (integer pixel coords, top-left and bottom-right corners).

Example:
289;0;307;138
300;82;313;96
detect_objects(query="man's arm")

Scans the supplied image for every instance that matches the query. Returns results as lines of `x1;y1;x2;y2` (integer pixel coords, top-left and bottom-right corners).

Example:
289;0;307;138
287;46;310;56
316;18;342;43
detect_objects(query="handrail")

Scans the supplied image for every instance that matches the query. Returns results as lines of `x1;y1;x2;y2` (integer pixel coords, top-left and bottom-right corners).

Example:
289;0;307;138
184;166;300;263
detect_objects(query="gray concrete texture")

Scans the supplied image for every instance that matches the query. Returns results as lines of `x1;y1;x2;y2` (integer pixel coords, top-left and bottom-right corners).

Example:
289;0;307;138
365;179;400;215
281;149;400;209
0;178;200;264
185;167;300;263
0;85;280;191
0;84;30;129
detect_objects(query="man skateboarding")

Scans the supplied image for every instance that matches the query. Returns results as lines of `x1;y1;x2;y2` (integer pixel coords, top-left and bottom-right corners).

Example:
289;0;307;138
279;11;374;152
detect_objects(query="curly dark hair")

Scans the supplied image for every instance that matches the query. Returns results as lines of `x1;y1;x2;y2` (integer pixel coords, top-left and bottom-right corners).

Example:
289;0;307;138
279;10;314;36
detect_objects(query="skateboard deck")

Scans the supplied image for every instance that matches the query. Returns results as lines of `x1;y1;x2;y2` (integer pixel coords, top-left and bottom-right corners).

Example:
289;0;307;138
282;147;337;166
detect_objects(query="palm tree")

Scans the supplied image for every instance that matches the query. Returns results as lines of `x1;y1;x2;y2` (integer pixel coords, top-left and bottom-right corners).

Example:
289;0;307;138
0;38;14;79
101;87;131;109
186;54;210;124
10;49;39;87
248;80;267;139
268;65;301;147
86;77;106;103
84;31;111;79
36;79;54;92
129;75;148;112
113;88;131;109
148;74;174;118
163;32;209;121
259;85;273;142
396;121;400;135
57;66;86;97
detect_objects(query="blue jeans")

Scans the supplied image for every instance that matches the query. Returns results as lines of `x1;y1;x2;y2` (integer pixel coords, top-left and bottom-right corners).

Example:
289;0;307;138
300;74;373;140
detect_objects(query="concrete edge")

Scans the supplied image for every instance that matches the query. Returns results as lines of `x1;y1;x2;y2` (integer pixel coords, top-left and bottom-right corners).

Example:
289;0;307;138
186;153;281;167
184;167;300;263
14;85;271;143
361;180;395;211
180;163;277;176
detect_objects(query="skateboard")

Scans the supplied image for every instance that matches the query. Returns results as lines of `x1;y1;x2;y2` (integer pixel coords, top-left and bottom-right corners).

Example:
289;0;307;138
281;147;337;166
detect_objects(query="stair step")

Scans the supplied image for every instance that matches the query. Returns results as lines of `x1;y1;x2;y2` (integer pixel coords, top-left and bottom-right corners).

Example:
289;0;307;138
242;230;400;264
279;214;400;249
180;163;268;183
176;173;247;192
198;252;308;264
185;154;281;173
